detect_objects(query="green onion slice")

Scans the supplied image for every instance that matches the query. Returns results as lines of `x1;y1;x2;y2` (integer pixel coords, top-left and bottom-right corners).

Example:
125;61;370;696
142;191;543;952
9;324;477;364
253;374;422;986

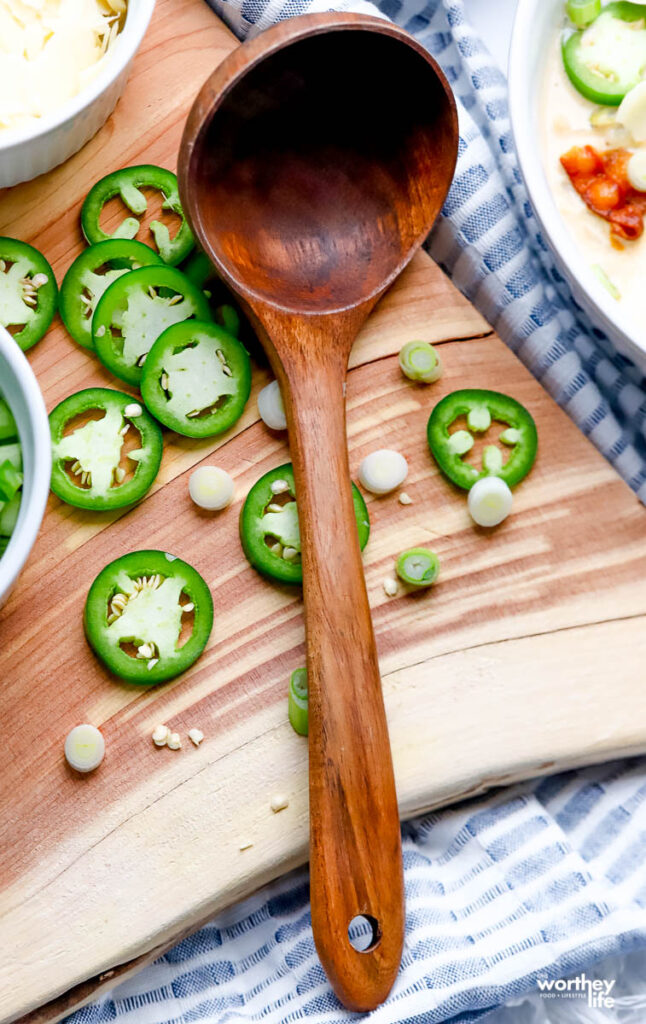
592;264;621;300
398;341;443;383
0;459;23;501
566;0;601;27
288;668;308;736
395;548;440;588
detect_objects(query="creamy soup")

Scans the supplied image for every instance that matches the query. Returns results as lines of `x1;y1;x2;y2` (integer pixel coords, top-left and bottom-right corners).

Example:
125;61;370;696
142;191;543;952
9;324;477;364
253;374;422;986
541;7;646;338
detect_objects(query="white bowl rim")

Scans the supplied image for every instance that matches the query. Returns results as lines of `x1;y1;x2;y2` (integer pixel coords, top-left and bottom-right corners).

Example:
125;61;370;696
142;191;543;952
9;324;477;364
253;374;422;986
509;0;646;368
0;328;51;603
0;0;156;152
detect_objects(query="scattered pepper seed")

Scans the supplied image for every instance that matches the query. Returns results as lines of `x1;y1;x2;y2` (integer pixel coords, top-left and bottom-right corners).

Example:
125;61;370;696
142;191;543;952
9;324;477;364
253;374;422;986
270;793;289;813
383;577;398;597
167;732;182;750
270;479;289;494
152;724;170;747
239;840;254;851
124;403;143;418
188;728;204;746
398;492;413;505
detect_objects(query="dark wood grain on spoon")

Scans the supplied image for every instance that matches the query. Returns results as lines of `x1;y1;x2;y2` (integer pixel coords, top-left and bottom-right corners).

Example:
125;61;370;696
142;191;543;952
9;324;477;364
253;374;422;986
179;13;458;1010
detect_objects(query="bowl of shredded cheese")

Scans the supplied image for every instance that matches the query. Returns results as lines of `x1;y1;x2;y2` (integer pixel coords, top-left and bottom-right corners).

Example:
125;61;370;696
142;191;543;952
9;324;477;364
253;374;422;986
0;0;155;188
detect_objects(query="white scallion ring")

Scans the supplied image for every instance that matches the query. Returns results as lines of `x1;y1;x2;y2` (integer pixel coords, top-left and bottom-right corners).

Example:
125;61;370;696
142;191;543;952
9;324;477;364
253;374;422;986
467;476;513;527
64;724;105;773
398;341;443;383
358;449;408;495
189;466;235;510
257;380;287;431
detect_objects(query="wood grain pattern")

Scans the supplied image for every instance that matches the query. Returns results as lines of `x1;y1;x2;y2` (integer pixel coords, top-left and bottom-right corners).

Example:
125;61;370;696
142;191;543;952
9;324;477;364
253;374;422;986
179;14;458;1008
0;3;645;1023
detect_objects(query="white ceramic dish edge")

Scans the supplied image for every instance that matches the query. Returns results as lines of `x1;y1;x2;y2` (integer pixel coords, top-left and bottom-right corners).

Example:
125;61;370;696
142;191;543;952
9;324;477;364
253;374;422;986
509;0;646;373
0;328;51;609
0;0;156;188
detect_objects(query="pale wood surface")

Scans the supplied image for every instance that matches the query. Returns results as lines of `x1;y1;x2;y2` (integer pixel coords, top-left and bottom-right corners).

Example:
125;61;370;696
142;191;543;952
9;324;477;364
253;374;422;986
1;2;645;1023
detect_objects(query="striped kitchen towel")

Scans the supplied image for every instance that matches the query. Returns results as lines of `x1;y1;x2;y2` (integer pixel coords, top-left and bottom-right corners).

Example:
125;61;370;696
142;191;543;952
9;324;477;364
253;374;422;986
73;760;646;1023
67;2;646;1022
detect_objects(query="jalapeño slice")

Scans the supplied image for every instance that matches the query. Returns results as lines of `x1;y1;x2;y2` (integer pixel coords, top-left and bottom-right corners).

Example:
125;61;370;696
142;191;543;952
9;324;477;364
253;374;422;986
240;463;370;585
84;550;213;685
49;388;163;510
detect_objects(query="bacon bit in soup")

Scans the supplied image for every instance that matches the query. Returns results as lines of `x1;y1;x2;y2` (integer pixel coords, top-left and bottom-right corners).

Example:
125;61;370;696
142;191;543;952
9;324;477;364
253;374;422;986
560;144;646;241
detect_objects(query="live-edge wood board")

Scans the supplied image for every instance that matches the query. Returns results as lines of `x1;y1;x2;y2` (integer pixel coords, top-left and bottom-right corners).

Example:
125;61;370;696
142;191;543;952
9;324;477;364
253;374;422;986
1;1;645;1022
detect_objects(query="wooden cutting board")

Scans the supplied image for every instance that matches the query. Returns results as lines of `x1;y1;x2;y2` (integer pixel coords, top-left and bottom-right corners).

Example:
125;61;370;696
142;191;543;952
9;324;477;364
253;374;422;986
1;1;646;1022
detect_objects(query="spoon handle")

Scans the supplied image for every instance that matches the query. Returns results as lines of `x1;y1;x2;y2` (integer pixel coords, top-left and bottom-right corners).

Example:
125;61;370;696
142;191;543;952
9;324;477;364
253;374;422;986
281;353;405;1011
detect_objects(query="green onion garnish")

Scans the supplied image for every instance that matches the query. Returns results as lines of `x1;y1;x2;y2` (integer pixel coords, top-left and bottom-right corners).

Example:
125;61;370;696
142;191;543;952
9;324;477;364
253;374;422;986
566;0;601;28
398;341;443;383
288;667;308;736
395;548;440;588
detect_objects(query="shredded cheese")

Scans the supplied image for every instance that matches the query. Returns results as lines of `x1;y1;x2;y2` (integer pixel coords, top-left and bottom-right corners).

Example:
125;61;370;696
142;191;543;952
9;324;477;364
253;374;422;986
0;0;127;133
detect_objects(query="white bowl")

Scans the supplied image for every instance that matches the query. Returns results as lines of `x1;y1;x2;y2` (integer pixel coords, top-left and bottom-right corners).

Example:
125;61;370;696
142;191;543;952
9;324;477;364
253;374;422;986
509;0;646;372
0;328;51;609
0;0;156;188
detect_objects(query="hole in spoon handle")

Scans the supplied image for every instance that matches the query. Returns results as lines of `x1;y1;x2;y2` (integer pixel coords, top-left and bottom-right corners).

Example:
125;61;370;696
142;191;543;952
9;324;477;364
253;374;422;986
348;914;382;953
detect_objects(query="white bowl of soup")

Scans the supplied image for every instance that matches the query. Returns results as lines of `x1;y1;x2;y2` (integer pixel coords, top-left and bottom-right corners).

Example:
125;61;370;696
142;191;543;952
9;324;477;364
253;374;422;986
510;0;646;371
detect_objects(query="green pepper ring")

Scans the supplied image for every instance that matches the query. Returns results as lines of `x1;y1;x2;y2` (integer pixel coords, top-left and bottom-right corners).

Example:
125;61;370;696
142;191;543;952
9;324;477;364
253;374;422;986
49;388;163;511
561;2;646;105
427;388;537;490
81;165;195;266
182;249;249;343
84;550;213;685
0;237;58;352
60;239;163;351
140;320;252;438
240;463;370;585
92;265;213;387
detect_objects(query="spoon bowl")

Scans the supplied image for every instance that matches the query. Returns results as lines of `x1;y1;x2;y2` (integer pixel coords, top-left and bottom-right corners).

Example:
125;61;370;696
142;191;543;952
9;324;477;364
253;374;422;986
182;17;457;315
180;13;458;1011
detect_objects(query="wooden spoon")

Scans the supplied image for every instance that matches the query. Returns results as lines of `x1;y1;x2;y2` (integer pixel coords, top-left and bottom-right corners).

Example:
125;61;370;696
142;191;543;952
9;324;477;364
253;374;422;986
179;12;457;1010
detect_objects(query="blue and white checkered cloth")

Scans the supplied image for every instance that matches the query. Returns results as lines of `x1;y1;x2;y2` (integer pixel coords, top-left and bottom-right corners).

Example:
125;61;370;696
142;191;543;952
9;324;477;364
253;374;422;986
69;2;646;1022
